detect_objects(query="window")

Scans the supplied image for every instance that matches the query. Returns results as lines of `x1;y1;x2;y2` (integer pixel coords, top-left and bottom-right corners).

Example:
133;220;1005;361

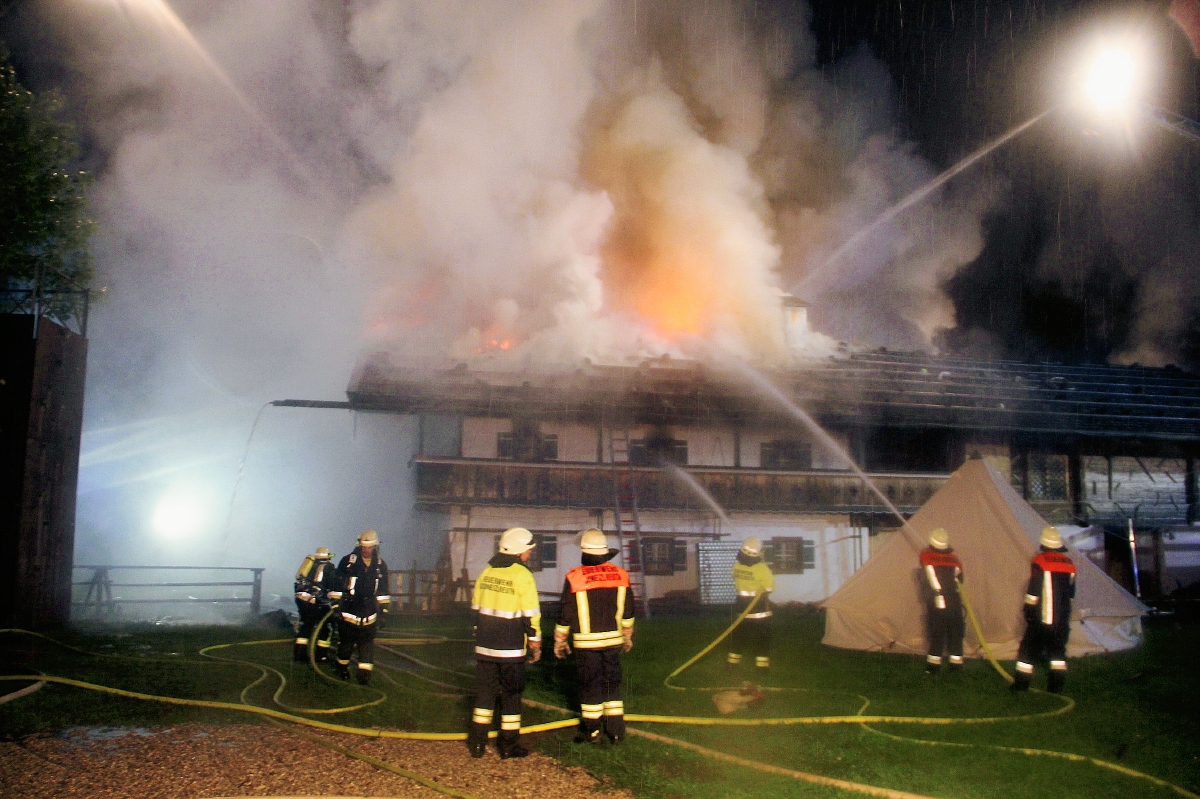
640;537;688;575
1026;453;1068;501
497;432;514;460
629;438;688;466
766;537;815;574
498;429;557;461
761;440;812;470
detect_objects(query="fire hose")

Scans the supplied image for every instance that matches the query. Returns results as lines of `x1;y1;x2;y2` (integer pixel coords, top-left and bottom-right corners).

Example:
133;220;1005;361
2;607;1197;799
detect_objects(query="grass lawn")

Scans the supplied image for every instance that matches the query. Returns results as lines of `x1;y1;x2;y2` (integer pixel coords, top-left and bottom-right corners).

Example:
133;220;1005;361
2;608;1197;799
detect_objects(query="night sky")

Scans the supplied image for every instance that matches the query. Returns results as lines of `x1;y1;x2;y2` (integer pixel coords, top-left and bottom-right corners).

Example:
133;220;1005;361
807;0;1200;367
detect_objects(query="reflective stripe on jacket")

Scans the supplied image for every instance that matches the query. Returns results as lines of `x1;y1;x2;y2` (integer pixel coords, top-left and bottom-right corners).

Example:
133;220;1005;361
473;560;541;661
555;563;635;650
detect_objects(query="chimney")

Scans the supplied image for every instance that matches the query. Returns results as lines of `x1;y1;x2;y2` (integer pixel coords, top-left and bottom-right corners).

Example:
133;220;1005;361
781;293;809;353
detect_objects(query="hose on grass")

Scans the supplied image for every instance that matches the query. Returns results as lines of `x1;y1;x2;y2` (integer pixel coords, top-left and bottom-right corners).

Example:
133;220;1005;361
652;601;1197;799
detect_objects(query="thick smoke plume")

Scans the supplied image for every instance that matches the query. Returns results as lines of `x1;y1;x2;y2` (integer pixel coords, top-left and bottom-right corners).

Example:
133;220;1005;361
1;0;997;584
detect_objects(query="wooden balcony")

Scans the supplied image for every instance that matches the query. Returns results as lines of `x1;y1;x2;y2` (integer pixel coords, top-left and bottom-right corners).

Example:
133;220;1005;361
414;457;948;515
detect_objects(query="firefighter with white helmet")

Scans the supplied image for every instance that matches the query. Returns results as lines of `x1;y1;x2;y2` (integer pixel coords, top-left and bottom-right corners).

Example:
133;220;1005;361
293;546;336;663
920;527;965;674
1013;527;1076;693
467;527;542;759
554;528;636;745
728;536;774;669
331;529;390;684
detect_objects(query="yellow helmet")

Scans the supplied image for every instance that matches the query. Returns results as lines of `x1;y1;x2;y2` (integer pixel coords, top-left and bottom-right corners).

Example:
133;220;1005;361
580;528;610;555
315;546;332;560
498;527;536;555
740;536;763;556
1039;526;1063;550
358;529;380;547
928;528;950;550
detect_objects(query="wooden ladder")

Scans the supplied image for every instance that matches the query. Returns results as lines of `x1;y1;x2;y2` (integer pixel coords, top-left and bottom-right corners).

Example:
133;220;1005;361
608;428;650;618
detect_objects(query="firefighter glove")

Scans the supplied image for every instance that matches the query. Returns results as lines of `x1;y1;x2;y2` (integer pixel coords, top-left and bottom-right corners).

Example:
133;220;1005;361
527;642;542;664
622;631;633;653
553;639;571;659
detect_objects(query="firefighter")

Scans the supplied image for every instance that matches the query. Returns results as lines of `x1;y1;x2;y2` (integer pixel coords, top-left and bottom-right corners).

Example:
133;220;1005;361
467;527;542;760
293;546;336;663
728;536;774;669
1012;526;1077;694
554;528;636;746
331;529;390;684
920;528;965;674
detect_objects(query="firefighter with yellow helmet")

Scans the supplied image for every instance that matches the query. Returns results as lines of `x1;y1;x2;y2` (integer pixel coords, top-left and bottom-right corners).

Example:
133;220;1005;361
331;529;390;684
467;527;542;759
554;528;636;745
728;536;774;669
293;546;336;663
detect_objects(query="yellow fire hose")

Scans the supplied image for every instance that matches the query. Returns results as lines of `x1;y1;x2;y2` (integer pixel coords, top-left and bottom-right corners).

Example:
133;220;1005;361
3;603;1198;799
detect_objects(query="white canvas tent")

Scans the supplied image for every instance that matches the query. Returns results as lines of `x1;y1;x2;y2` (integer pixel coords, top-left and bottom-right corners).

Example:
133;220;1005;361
822;459;1146;658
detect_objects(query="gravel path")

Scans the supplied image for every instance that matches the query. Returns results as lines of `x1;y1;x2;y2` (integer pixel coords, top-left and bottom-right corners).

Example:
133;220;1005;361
0;724;635;799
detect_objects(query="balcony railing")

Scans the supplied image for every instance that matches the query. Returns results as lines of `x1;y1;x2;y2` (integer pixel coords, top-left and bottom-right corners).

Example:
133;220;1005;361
415;457;947;515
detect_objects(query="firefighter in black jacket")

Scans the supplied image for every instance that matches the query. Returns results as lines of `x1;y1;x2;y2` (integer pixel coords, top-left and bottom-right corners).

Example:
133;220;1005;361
467;527;542;759
554;528;635;745
331;529;390;684
1012;527;1077;693
293;546;336;663
920;528;965;674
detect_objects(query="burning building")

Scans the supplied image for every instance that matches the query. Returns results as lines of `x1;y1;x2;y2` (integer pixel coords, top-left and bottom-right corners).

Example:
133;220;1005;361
342;301;1200;611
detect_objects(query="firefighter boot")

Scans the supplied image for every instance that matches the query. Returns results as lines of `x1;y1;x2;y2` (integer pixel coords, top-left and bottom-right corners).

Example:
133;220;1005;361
573;728;601;745
467;724;488;758
1010;672;1031;692
335;660;351;681
356;664;373;685
293;642;309;663
498;740;529;759
1047;670;1066;694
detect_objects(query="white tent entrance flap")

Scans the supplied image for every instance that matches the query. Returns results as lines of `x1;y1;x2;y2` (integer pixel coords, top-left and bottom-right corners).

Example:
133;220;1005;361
698;542;741;605
821;459;1147;659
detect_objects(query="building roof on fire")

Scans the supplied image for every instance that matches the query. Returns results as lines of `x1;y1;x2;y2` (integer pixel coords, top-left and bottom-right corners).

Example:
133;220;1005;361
346;351;1200;442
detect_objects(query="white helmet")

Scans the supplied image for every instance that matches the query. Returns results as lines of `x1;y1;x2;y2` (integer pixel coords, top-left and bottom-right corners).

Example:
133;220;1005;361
499;527;536;555
315;546;332;560
1039;526;1064;550
580;528;610;555
928;528;950;550
358;529;380;548
740;536;763;556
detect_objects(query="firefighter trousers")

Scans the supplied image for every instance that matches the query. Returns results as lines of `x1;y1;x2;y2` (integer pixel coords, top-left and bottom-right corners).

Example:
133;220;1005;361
1016;621;1069;681
294;601;334;660
336;621;376;683
728;616;771;667
925;606;964;667
575;647;625;740
469;659;526;751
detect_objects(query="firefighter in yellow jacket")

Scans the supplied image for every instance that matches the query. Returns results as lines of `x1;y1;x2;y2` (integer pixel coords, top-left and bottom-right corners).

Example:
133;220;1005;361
467;527;542;759
554;528;635;745
728;536;774;669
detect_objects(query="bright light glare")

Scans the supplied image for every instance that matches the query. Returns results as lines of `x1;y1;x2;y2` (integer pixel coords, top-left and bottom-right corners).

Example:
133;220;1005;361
1083;46;1139;113
152;488;208;540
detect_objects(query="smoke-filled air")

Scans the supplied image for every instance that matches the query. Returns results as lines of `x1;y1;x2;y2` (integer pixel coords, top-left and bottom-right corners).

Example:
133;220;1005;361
0;0;1000;595
342;0;995;365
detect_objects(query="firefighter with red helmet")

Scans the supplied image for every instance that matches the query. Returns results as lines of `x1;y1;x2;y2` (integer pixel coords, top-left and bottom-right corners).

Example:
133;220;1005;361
920;527;965;674
467;527;542;759
1012;527;1077;693
293;546;336;663
554;528;636;745
331;529;390;684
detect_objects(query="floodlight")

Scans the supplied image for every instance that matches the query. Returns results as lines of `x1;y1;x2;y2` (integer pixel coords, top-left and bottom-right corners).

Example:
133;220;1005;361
1081;45;1140;114
152;487;208;540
